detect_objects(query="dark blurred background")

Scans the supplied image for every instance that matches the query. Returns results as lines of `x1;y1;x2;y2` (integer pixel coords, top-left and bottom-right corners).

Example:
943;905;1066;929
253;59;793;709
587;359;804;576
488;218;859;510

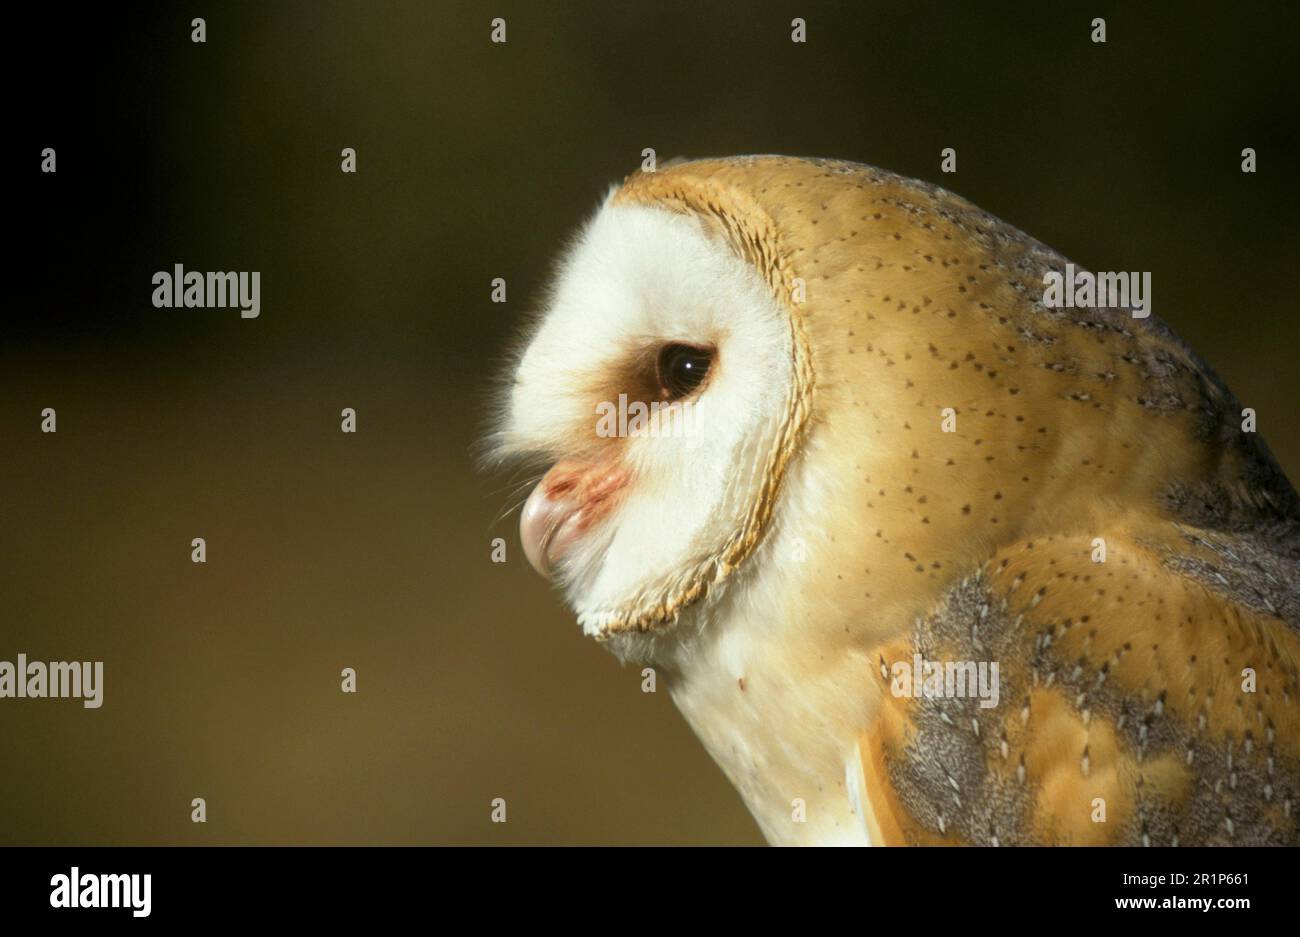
3;1;1297;844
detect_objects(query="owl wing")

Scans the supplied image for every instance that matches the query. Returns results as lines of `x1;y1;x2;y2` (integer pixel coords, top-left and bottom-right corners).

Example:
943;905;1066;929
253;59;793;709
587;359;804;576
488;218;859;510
852;522;1300;845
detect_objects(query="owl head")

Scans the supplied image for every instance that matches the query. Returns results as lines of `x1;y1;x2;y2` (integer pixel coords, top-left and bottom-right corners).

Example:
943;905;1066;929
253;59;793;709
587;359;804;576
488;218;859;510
489;163;814;653
489;155;1257;661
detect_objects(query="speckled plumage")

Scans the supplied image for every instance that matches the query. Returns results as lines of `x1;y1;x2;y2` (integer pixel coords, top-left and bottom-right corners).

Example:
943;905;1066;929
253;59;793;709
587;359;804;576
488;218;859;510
504;155;1300;844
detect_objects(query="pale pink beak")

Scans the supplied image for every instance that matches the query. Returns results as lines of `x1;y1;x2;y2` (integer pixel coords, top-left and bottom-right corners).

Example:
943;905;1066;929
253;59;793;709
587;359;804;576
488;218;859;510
520;459;629;577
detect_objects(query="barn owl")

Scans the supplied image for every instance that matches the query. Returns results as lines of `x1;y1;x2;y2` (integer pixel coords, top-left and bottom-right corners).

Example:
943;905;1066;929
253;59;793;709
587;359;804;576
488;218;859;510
490;156;1300;846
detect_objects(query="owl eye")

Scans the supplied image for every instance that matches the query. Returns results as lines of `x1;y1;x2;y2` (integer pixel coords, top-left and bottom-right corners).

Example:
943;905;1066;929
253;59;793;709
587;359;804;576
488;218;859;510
656;343;714;400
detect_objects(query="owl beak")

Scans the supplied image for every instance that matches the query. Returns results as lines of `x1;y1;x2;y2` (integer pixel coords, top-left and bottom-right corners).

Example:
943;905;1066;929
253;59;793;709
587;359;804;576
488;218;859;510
519;459;628;578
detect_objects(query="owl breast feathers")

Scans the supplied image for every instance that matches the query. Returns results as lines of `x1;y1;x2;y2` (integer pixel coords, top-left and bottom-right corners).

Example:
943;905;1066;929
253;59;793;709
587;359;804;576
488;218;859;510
499;156;1300;845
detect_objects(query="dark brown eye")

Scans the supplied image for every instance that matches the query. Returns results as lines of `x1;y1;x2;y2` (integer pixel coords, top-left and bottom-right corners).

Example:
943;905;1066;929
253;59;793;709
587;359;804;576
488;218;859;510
656;343;714;400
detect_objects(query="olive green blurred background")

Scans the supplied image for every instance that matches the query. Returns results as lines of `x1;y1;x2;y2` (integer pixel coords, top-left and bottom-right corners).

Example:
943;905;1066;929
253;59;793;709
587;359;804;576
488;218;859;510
3;1;1297;844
